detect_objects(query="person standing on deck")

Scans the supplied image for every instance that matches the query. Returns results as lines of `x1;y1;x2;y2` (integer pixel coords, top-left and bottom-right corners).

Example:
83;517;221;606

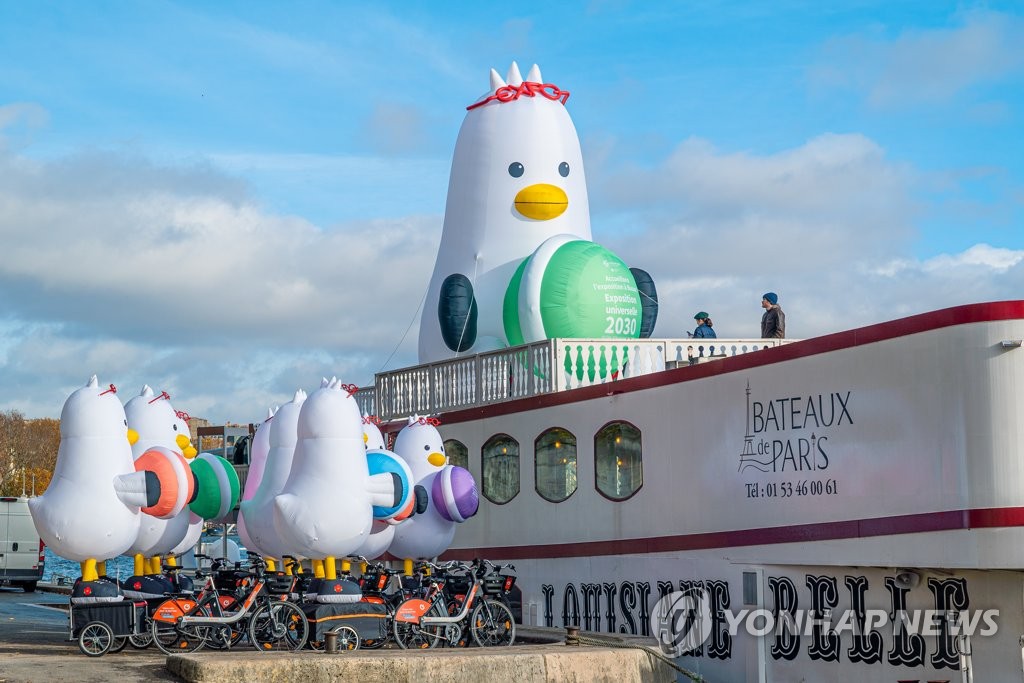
761;292;785;338
691;312;716;338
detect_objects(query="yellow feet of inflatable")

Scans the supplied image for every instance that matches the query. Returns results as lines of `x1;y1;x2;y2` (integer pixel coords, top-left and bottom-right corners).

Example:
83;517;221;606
80;558;99;582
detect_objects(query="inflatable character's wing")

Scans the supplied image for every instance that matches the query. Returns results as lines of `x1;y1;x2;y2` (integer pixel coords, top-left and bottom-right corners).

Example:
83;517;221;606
630;267;659;338
439;273;477;352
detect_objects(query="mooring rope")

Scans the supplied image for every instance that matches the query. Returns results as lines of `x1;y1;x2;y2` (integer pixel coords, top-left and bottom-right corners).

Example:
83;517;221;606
574;632;708;683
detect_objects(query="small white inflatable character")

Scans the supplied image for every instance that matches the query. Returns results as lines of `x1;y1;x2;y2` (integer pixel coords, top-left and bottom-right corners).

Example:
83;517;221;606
389;416;479;560
123;386;194;575
240;390;306;565
28;377;142;587
274;380;407;600
237;407;275;555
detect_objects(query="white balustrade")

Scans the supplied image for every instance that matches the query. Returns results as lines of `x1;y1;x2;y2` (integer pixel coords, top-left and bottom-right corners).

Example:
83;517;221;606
368;338;793;421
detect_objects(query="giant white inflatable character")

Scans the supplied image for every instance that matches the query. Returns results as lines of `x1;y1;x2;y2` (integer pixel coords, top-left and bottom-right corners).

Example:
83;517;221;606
273;379;411;602
389;416;479;560
29;377;155;601
418;61;657;363
239;390;306;569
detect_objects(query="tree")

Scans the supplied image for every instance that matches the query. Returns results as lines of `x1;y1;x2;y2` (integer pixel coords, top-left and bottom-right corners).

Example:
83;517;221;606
0;411;60;495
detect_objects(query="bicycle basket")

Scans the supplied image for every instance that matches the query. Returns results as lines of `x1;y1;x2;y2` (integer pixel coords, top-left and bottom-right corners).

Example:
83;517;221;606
484;574;514;595
264;572;296;595
214;569;251;592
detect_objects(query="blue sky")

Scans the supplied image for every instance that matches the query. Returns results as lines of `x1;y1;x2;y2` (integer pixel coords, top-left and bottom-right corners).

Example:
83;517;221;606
1;1;1022;422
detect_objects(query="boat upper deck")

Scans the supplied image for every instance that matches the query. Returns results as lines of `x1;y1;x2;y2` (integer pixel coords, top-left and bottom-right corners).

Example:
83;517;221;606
356;336;796;422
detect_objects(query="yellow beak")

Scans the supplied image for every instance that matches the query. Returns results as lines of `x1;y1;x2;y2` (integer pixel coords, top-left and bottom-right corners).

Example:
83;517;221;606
176;433;197;459
127;428;139;445
514;183;568;220
427;452;447;467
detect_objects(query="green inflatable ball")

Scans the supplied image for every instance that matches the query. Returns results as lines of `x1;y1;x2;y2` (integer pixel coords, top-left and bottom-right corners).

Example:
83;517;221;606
189;453;240;521
504;237;642;345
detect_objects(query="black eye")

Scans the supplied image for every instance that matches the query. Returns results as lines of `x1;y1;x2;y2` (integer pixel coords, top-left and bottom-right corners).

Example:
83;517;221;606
124;419;128;426
424;444;430;451
173;424;178;431
508;162;524;178
559;162;570;177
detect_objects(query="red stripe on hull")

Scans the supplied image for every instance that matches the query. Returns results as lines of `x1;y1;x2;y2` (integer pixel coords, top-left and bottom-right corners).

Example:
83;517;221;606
440;506;1024;560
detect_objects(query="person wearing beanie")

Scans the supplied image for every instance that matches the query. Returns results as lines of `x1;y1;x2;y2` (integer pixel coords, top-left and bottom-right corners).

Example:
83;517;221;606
691;312;716;339
760;292;785;338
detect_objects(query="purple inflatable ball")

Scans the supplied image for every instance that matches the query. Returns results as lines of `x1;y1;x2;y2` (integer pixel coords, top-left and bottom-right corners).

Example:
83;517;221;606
432;465;480;523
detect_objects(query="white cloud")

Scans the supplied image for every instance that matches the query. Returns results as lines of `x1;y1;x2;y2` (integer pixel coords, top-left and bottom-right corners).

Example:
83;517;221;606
0;139;437;422
810;10;1024;108
586;132;1020;342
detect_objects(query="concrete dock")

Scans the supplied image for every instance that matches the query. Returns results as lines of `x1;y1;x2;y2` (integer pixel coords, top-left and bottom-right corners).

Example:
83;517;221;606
168;639;677;683
0;586;680;683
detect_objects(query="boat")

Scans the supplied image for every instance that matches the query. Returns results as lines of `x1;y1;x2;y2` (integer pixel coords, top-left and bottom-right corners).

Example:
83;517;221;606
347;61;1023;681
357;303;1024;681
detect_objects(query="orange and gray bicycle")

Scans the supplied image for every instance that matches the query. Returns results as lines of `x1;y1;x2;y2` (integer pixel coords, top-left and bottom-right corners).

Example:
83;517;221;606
392;559;516;649
149;553;308;653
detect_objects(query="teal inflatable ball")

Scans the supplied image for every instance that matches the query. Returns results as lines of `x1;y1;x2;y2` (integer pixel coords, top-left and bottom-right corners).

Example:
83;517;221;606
366;449;413;519
189;454;240;521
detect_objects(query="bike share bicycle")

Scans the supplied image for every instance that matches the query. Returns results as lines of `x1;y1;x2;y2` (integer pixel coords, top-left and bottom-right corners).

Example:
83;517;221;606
393;558;516;649
149;552;308;653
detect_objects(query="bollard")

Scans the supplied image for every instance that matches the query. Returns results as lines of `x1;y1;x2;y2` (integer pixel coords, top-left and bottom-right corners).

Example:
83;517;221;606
324;629;338;653
565;625;580;646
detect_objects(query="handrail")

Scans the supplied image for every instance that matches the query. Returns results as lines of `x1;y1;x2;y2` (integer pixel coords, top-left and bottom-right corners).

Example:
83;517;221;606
363;337;795;422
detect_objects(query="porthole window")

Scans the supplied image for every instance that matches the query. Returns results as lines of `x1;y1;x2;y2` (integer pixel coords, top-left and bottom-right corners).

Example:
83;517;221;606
482;434;520;504
444;439;469;470
535;427;577;503
595;421;642;501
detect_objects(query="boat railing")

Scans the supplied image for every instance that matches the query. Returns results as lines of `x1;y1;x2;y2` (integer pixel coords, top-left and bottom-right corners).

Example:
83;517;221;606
365;337;794;421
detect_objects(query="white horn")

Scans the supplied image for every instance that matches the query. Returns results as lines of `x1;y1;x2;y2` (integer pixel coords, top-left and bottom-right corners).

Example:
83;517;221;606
506;61;523;86
525;64;542;83
489;68;507;90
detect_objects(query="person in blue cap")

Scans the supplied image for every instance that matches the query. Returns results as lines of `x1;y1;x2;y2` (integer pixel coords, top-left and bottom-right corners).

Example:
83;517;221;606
691;312;716;338
760;292;785;338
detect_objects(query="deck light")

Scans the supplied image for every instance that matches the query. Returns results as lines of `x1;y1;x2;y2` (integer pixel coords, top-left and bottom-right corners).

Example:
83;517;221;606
1000;340;1023;348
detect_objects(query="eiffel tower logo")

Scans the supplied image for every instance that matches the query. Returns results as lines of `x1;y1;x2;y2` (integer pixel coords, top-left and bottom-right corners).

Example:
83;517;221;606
738;380;770;472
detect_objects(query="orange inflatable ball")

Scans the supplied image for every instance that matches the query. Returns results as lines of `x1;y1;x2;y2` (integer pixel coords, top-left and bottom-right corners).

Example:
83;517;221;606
133;446;193;518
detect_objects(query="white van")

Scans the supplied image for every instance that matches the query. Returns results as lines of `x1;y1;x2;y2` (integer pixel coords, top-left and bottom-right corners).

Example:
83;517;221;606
0;496;44;592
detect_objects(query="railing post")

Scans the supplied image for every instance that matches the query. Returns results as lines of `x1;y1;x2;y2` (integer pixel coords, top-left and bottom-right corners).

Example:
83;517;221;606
474;353;482;406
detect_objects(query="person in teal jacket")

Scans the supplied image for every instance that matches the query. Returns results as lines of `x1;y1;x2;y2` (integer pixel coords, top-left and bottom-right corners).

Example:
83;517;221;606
691;312;716;338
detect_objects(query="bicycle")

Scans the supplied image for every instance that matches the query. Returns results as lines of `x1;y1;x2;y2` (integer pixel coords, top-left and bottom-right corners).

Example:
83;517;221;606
149;553;308;653
392;559;516;649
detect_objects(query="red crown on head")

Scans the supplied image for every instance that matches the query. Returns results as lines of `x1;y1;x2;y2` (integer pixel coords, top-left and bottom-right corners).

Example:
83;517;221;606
340;383;359;397
362;415;382;425
99;384;117;396
467;81;570;111
149;390;171;404
416;416;442;427
175;410;191;423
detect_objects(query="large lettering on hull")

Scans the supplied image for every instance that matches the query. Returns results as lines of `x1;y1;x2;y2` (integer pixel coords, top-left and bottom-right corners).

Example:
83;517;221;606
544;572;984;672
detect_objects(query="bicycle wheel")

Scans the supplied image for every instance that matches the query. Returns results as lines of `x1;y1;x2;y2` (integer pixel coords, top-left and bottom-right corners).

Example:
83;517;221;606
248;601;308;652
151;611;208;654
109;636;129;653
393;600;446;650
128;632;153;649
470;598;516;647
78;621;114;657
